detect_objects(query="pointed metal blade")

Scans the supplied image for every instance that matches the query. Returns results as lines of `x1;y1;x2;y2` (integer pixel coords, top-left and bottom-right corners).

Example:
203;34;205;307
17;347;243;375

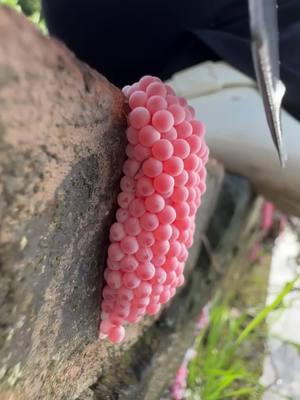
248;0;286;167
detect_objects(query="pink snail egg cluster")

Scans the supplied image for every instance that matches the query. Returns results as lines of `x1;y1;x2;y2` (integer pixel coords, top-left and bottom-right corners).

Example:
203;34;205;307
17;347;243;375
99;76;209;344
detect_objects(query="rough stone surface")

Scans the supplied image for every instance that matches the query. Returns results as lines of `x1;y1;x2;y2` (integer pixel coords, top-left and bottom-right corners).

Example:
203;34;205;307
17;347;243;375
0;6;127;400
0;7;254;400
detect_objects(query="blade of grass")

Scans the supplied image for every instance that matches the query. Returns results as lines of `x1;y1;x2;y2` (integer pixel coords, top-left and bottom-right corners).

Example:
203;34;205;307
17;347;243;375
236;277;299;346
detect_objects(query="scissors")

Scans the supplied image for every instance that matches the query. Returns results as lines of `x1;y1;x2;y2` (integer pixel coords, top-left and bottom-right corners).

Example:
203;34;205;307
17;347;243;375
248;0;286;166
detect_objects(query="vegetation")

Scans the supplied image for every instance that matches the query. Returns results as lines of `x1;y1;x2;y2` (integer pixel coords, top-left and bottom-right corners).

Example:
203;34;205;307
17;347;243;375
0;0;45;32
187;268;299;400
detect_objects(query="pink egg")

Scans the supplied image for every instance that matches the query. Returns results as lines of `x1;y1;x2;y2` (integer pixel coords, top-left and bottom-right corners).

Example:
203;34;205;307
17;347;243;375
152;110;174;133
175;262;184;276
135;297;150;308
178;97;188;107
152;254;166;267
199;181;207;194
190;120;205;137
123;159;140;177
129;198;146;218
163;257;178;272
125;144;135;159
123;272;141;289
108;243;124;261
164;156;184;176
152;267;167;284
176;121;193;138
129;90;148;109
175;218;190;231
154;224;172;241
152;139;174;161
168;104;186;125
126;127;139;144
160;288;171;304
199;167;207;181
139;125;161;147
118;287;134;302
100;311;109;320
135;176;155;197
166;94;179;105
174;170;189;187
124;217;142;236
106;270;122;290
120;236;139;254
176;274;185;288
120;176;135;193
109;313;125;326
117;192;134;209
102;286;117;301
170;225;180;241
140;212;159;231
142;157;163;178
173;139;190;159
171;187;189;203
173;203;190;219
127;82;140;96
152;240;170;256
133;144;151;161
188;187;196;202
115;307;130;319
122;85;131;97
187;172;198;187
168;241;181;257
158;205;176;224
129;107;151;129
120;255;138;272
189;202;197;216
146;95;168;113
146;82;167;97
161;127;177;141
152;284;164;295
108;325;125;344
145;193;165;213
165;270;177;285
134;281;152;298
116;208;130;223
136;262;156;280
184;154;199;171
146;302;161;315
139;75;160;90
153;173;175;194
186;135;202;153
99;319;115;334
137;230;155;247
135;247;153;263
102;300;115;314
107;259;121;271
126;312;141;324
116;298;131;311
109;222;126;241
185;107;193;121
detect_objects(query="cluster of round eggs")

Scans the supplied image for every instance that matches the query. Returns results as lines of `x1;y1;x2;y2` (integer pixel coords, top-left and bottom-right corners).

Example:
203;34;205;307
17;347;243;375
99;76;209;343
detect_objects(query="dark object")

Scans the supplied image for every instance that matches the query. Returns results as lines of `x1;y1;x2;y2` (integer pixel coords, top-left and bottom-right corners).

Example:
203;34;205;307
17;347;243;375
249;0;286;166
42;0;300;120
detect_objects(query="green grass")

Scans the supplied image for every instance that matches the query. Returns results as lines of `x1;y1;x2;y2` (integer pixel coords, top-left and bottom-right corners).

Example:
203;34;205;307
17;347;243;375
0;0;46;32
187;277;300;400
